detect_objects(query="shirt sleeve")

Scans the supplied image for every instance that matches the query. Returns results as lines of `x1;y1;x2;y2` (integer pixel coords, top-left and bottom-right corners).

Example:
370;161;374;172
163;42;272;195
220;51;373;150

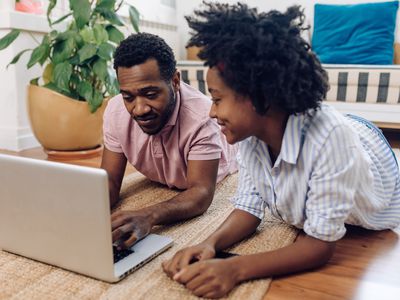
232;147;266;219
304;125;363;242
187;119;223;161
103;98;124;153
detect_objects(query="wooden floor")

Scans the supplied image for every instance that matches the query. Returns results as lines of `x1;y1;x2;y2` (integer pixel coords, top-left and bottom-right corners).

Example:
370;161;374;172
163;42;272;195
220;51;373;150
1;129;399;300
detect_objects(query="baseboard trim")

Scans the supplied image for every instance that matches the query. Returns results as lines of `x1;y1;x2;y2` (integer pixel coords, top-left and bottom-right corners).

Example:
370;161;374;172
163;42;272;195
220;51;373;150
0;127;39;151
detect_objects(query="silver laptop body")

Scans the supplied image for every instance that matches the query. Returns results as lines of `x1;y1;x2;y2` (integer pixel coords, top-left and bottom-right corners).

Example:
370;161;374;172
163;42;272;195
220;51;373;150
0;154;173;282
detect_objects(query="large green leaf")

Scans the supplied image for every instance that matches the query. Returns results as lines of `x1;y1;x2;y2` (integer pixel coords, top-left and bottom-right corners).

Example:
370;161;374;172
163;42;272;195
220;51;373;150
27;45;47;69
106;67;119;95
97;43;115;61
38;35;51;65
78;44;97;62
93;24;109;45
0;29;20;50
70;0;91;29
44;82;76;99
93;59;107;81
68;54;80;65
106;25;124;44
7;49;31;68
52;62;72;92
97;9;124;26
55;30;75;42
96;0;116;10
52;38;75;64
80;26;95;43
129;5;140;33
77;80;93;101
90;89;104;112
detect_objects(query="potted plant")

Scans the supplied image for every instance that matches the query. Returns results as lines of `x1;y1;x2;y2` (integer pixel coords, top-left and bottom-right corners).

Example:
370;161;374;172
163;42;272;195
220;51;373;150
0;0;139;153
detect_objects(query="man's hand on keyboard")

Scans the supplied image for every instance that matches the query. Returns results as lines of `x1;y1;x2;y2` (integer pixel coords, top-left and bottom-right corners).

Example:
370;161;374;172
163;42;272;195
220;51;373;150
111;210;152;249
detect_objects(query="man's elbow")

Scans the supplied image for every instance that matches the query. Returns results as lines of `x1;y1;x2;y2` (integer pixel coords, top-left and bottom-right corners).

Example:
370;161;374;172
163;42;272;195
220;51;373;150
192;186;215;215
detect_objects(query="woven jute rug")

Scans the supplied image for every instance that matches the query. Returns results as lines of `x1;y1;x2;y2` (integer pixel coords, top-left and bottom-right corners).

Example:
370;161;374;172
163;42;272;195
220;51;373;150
0;172;298;300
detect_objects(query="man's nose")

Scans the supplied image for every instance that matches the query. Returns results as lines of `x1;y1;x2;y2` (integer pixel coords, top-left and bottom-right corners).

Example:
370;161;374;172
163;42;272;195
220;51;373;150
132;97;151;116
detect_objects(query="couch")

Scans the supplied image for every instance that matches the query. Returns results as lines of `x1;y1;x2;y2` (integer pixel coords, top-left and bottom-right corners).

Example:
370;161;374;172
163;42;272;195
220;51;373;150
177;60;400;129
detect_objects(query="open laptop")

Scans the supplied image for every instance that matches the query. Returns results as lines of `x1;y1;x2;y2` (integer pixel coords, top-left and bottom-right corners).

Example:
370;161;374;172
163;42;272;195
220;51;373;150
0;154;173;282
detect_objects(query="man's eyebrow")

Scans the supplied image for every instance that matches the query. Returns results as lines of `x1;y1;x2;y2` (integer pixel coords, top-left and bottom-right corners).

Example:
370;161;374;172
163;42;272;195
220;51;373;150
138;86;161;93
119;86;160;95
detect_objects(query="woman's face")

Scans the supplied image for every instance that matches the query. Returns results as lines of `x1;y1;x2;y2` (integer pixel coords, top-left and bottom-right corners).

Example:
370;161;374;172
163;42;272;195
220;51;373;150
207;67;260;144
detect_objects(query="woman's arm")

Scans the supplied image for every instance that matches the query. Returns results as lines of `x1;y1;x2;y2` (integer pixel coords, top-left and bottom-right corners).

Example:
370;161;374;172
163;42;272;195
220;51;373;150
172;232;335;298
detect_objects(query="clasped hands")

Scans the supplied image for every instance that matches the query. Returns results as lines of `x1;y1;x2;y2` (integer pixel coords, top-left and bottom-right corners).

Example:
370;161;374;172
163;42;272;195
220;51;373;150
111;211;240;298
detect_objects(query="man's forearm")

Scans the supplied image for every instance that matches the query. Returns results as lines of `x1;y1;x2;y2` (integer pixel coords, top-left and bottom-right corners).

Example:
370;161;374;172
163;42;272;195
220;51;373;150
203;209;261;252
140;185;214;226
109;181;122;207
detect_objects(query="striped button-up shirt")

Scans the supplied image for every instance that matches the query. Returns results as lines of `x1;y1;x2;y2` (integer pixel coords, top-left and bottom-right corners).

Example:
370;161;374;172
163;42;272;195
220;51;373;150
233;104;400;241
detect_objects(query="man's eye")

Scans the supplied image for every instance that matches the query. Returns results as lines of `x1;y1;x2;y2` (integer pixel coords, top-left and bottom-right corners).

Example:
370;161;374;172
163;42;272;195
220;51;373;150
122;96;134;102
146;93;158;99
211;98;220;104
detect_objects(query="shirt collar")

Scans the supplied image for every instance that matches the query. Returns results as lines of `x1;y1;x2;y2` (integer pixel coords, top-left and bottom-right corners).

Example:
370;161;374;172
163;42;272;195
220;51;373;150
280;112;311;165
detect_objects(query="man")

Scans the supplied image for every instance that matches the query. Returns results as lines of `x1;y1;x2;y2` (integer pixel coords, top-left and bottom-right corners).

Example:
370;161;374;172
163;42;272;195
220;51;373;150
101;33;237;250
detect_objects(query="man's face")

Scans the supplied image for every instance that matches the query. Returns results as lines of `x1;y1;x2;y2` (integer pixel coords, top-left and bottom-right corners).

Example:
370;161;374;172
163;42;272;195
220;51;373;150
117;59;179;135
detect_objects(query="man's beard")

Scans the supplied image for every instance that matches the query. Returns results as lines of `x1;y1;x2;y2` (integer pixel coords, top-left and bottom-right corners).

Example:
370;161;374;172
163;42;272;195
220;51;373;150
147;85;176;135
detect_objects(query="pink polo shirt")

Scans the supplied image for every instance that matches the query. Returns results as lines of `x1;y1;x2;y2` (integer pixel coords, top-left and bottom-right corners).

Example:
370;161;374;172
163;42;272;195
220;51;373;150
103;82;237;189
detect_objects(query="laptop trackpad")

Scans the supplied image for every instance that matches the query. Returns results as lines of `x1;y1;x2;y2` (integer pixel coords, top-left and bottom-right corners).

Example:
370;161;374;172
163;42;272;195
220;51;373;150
114;233;173;277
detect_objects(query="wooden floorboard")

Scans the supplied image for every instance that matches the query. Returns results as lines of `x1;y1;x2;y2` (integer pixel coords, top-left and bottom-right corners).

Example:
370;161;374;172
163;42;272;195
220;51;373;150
1;129;399;300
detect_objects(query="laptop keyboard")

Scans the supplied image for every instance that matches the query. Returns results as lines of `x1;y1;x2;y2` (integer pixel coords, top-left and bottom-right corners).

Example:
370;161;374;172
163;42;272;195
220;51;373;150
113;246;134;263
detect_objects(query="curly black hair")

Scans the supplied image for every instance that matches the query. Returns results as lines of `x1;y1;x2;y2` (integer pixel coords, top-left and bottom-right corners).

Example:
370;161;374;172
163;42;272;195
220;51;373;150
186;2;329;114
113;32;176;81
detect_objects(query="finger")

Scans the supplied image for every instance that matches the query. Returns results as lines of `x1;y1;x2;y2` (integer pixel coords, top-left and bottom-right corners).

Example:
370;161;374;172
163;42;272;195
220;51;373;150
110;210;124;221
122;232;138;248
178;249;200;271
192;282;216;298
162;259;175;278
112;223;133;245
202;290;222;299
173;264;202;284
185;272;209;292
166;251;186;276
112;227;125;243
111;215;128;230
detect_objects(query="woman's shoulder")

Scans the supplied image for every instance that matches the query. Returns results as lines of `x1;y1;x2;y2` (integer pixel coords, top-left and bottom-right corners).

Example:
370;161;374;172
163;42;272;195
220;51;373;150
306;104;357;147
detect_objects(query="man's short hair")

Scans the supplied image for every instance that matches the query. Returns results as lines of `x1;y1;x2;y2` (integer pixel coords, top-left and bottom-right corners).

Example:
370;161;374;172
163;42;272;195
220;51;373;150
114;32;176;81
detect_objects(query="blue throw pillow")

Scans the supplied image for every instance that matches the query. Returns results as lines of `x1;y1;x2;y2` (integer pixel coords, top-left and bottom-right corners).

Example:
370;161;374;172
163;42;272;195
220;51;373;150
312;1;399;64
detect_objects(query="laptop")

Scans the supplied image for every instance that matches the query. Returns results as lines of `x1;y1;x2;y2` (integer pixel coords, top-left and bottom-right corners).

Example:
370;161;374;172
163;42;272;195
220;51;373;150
0;154;173;282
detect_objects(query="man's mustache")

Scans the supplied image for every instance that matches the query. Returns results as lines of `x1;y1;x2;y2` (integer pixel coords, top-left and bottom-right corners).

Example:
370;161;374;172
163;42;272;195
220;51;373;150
134;114;157;122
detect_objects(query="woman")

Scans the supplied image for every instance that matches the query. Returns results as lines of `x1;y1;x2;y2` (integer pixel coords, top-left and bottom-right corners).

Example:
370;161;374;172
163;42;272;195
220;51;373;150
162;2;400;298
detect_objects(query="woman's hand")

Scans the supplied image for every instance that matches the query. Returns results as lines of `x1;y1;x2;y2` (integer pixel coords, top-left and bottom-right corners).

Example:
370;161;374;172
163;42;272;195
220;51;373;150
173;258;241;298
162;243;216;278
